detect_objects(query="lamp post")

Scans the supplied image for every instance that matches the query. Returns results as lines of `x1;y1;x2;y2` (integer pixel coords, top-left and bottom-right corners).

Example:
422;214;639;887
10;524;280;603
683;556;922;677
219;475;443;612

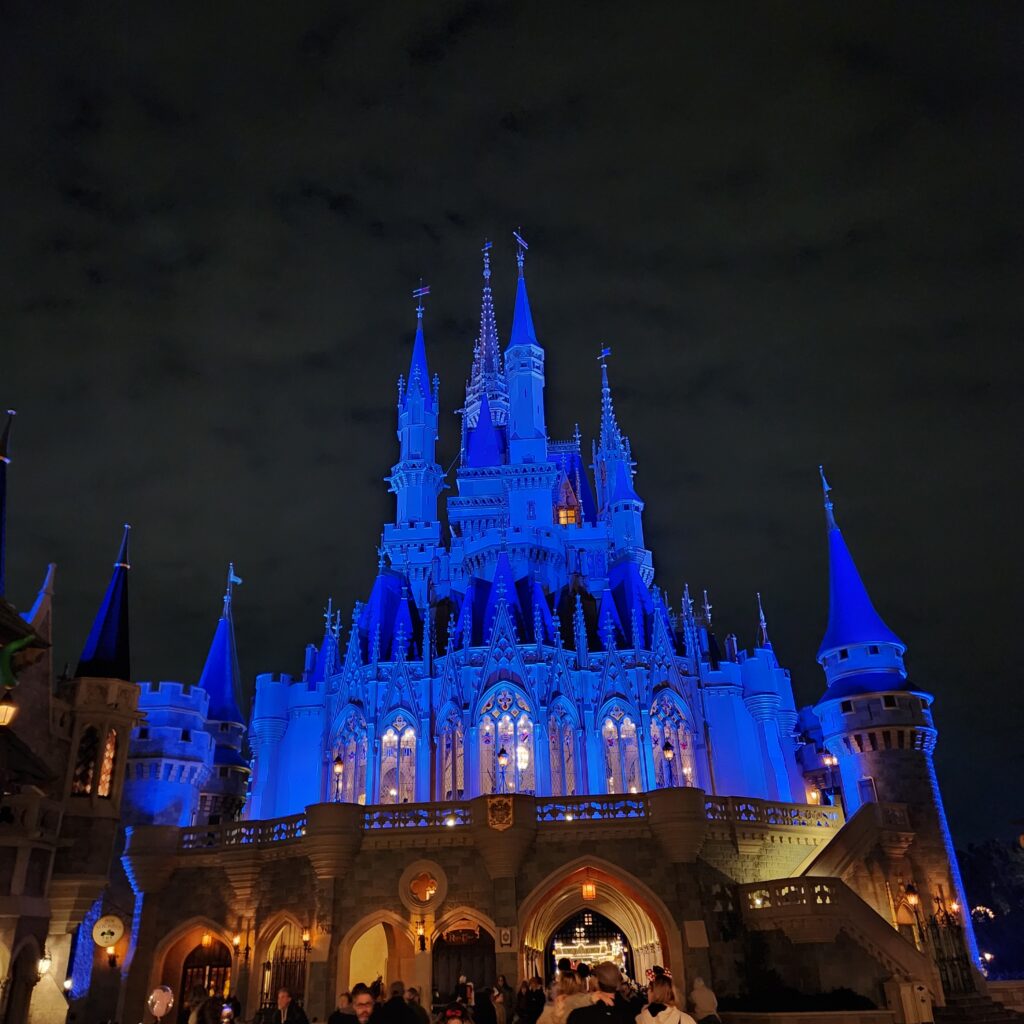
662;740;674;787
332;755;344;801
497;747;509;795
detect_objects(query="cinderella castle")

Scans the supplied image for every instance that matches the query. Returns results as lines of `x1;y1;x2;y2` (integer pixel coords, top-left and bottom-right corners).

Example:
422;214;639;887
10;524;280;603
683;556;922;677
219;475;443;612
0;239;998;1024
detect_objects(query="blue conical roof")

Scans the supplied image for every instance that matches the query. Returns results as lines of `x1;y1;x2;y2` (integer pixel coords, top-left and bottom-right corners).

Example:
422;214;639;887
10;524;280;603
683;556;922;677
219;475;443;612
404;317;432;411
509;270;538;348
77;525;131;680
610;461;642;504
818;521;904;661
466;392;504;467
483;551;521;639
199;609;244;724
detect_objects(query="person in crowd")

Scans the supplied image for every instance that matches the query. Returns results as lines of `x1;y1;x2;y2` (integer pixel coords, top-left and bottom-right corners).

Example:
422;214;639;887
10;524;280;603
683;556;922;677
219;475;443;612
538;968;593;1024
635;976;696;1024
375;981;419;1024
494;975;514;1024
187;985;209;1024
525;977;546;1024
407;987;432;1024
576;965;592;993
566;963;632;1024
444;1003;471;1024
687;979;718;1024
352;984;376;1024
329;992;356;1024
274;987;311;1024
514;980;532;1024
557;960;572;978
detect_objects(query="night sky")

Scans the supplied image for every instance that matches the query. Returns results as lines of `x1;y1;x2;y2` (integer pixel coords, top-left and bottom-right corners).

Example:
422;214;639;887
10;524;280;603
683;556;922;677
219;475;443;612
2;3;1021;842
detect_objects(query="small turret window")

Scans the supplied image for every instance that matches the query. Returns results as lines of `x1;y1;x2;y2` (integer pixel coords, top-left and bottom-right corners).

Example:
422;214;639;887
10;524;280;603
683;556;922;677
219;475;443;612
557;506;579;526
868;645;880;655
840;700;854;714
882;695;898;709
97;729;118;798
838;649;849;661
71;726;100;796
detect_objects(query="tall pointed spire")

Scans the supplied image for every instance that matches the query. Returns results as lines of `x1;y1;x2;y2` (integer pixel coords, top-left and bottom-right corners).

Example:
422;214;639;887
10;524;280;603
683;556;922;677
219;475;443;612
509;230;538;348
598;353;628;459
0;410;14;598
817;469;904;662
198;563;244;723
404;283;432;410
465;241;508;428
76;524;131;680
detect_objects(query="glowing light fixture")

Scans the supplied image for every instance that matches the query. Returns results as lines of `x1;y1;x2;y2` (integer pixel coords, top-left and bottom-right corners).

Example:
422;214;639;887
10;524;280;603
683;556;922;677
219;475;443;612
905;884;919;907
302;927;312;952
232;933;241;950
581;881;597;901
497;747;509;769
200;931;212;949
38;949;52;976
333;756;344;776
662;740;674;762
0;689;18;727
63;979;73;993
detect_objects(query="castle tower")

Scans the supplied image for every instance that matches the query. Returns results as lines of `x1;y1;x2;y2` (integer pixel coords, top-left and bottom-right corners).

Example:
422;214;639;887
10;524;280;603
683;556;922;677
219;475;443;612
385;293;444;607
464;241;509;430
811;469;979;964
195;564;249;825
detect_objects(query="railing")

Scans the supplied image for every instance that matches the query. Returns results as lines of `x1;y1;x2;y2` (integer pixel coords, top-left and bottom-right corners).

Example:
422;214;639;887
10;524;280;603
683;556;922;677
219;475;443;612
706;796;843;829
179;813;307;851
176;792;841;852
536;794;649;822
739;876;944;1001
363;802;470;830
0;793;64;844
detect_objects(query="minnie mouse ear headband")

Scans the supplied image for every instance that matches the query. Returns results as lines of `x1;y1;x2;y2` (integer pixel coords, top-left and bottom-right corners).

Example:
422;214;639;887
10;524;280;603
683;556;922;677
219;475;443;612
645;967;672;982
446;1006;467;1019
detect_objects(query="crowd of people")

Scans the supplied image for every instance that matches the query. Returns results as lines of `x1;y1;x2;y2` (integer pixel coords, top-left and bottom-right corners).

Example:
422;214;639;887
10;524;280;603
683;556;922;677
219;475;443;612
314;963;719;1024
179;963;718;1024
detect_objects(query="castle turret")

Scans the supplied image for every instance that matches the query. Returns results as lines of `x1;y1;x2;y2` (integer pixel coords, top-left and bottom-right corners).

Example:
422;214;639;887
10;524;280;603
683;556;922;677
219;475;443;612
385;290;444;606
812;468;979;964
195;564;249;825
76;523;131;681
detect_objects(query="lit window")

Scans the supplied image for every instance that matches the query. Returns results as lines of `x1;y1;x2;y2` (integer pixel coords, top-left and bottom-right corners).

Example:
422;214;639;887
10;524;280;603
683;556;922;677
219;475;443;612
71;726;100;796
97;729;118;798
557;506;579;526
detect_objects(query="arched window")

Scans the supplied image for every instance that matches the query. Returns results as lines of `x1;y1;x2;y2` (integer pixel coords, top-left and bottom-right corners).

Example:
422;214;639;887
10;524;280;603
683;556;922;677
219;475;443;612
548;706;577;797
71;725;100;796
331;712;368;804
380;717;416;804
97;728;118;799
439;710;465;801
602;706;640;794
650;695;696;788
478;688;535;795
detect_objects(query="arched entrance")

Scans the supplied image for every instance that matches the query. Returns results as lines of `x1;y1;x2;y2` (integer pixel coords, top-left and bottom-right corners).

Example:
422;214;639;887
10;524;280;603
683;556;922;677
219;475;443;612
432;924;496;1003
545;910;634;982
258;921;307;1014
338;913;416;996
178;938;232;1023
2;941;39;1024
519;861;681;986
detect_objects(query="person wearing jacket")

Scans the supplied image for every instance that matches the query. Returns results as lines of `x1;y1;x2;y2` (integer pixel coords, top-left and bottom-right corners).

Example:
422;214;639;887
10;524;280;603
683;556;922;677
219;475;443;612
687;979;718;1024
566;963;633;1024
538;971;594;1024
634;977;696;1024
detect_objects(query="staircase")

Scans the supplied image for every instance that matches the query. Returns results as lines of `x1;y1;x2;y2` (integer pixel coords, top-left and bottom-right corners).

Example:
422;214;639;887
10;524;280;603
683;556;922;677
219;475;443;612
738;877;945;1005
934;993;1024;1024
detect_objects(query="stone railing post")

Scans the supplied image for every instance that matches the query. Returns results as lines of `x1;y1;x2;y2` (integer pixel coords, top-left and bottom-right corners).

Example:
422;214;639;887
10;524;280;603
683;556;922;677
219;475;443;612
646;787;708;863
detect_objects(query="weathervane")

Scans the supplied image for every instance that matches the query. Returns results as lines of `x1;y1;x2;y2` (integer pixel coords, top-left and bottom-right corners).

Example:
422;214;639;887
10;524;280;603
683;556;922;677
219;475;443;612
598;346;612;367
513;229;529;275
819;464;836;530
413;280;430;319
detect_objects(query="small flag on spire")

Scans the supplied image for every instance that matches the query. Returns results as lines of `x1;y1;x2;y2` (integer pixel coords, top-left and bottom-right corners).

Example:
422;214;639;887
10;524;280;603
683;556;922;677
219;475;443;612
598;347;612;364
413;281;431;319
513;229;529;275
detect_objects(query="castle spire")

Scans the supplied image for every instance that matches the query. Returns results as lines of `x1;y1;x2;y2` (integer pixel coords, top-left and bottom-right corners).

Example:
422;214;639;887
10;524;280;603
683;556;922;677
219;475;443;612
465;241;508;428
404;283;432;410
0;409;14;597
198;563;244;724
509;230;538;348
478;242;500;374
76;524;132;681
817;469;904;662
465;391;503;467
756;592;771;648
597;351;627;458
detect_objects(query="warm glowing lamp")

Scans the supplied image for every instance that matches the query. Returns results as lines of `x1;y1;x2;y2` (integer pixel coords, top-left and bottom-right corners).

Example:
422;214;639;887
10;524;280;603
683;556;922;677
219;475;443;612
332;756;344;776
497;747;509;769
662;740;674;762
905;884;919;907
232;933;241;950
302;927;312;952
201;931;212;949
63;979;73;993
38;950;52;976
0;689;18;727
581;881;597;901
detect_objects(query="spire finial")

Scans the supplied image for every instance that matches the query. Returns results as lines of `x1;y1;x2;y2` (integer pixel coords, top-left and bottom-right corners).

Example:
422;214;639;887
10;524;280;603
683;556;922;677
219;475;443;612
377;537;387;572
0;410;15;465
115;524;132;569
224;562;242;615
482;238;492;282
702;588;713;626
683;583;694;618
757;591;770;647
413;280;430;320
513;228;528;278
819;464;837;530
324;596;334;632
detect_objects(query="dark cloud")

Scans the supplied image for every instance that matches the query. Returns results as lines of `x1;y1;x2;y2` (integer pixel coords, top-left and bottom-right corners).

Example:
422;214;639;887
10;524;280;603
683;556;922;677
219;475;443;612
2;1;1022;841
